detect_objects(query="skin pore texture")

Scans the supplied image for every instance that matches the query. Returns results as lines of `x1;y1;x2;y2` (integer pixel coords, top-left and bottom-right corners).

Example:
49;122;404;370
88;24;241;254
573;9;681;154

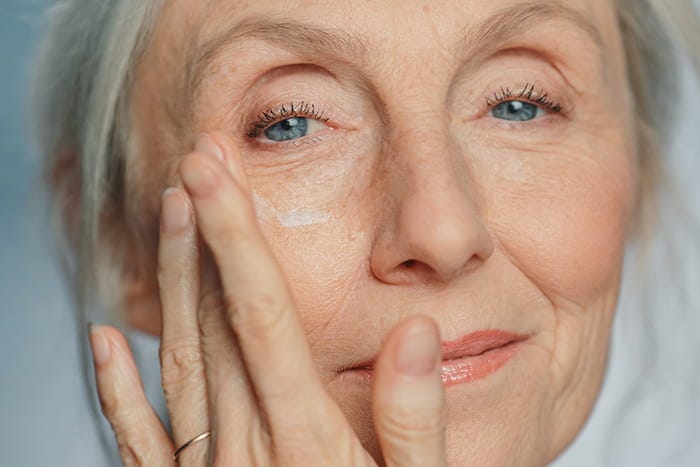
121;0;637;465
252;191;333;227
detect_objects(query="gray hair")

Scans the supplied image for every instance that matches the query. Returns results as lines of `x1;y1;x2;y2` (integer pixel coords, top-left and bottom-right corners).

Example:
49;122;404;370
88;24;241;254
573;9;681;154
32;0;163;317
31;0;700;461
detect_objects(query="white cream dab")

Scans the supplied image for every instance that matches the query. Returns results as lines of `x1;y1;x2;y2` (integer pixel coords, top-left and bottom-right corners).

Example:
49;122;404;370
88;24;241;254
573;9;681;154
252;192;331;228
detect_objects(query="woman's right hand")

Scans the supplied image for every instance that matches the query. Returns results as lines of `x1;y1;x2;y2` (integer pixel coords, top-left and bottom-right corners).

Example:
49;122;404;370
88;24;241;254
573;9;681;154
88;132;449;466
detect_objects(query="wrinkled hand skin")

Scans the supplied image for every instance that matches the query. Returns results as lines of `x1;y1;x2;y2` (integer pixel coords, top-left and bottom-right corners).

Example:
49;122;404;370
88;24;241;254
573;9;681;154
89;132;449;467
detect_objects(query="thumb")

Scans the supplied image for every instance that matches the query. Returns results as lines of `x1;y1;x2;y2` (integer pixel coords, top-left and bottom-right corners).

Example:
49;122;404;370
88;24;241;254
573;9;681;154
372;316;447;467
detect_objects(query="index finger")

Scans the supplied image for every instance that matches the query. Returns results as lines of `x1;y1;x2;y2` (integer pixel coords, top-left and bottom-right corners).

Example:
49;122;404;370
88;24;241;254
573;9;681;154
179;132;338;435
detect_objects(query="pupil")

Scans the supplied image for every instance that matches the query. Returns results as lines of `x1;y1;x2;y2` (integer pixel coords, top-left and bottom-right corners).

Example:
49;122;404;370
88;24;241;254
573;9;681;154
281;119;297;130
508;101;524;113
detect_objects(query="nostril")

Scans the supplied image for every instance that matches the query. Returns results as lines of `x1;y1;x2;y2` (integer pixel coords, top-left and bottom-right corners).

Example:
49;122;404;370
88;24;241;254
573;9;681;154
402;260;417;268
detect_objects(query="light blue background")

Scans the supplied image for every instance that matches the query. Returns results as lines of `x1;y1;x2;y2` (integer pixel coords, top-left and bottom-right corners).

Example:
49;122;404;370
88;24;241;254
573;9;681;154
0;1;110;465
1;2;699;466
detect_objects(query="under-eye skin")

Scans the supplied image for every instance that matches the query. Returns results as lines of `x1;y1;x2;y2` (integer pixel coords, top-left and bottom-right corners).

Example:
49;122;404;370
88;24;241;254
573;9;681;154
486;83;563;122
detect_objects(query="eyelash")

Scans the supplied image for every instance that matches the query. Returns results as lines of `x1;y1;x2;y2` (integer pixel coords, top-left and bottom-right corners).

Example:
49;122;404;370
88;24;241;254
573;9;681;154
485;83;563;114
247;101;330;138
245;83;561;142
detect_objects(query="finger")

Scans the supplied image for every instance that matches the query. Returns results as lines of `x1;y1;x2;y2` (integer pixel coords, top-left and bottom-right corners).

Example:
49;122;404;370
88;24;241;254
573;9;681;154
89;325;174;467
157;187;210;465
179;133;333;435
197;247;265;463
372;316;447;467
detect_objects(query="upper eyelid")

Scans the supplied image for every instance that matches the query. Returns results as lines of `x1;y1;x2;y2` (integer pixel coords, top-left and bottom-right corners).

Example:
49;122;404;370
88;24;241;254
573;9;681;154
485;83;563;113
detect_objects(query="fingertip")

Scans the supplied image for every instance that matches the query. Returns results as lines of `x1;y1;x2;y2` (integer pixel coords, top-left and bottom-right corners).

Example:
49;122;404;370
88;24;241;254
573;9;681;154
89;324;175;465
207;130;250;192
161;187;191;234
97;325;126;345
394;316;441;378
372;316;444;407
195;133;224;162
94;326;138;372
179;151;221;197
88;323;111;367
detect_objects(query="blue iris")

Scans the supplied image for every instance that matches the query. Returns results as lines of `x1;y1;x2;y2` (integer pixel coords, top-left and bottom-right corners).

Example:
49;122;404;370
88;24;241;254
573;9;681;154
492;101;538;122
264;117;309;141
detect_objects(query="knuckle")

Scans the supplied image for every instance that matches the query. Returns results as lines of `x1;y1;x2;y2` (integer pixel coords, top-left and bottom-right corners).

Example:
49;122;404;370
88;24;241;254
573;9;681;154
115;433;167;467
116;442;145;467
159;340;203;391
225;292;291;340
103;412;154;465
210;422;272;467
98;390;121;421
198;288;223;325
177;442;210;466
96;387;169;465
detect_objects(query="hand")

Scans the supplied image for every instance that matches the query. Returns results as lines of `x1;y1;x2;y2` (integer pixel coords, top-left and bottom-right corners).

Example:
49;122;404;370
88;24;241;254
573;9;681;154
88;132;448;466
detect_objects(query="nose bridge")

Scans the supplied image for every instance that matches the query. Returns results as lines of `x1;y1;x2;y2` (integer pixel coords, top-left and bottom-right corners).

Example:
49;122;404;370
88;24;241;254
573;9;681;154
386;107;471;205
390;114;482;248
369;103;494;284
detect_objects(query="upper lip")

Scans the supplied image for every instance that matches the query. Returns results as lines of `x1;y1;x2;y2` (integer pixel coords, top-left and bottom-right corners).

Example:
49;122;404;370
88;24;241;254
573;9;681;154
440;330;528;361
343;330;529;371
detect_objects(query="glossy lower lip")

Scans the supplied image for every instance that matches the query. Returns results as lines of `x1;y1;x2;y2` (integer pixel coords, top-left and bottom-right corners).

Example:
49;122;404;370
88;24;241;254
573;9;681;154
438;338;522;386
343;330;527;387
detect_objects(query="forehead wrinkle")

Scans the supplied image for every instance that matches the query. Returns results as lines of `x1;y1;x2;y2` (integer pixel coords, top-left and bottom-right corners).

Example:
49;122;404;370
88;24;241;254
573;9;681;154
186;18;370;101
459;1;605;65
180;2;606;126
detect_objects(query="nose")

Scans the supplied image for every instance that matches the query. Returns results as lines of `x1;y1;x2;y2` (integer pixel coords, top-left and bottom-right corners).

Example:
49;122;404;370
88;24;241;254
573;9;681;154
370;123;494;285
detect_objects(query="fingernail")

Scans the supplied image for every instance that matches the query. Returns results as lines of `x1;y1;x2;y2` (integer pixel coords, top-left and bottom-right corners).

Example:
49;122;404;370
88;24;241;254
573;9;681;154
88;324;111;367
161;188;189;234
395;323;439;377
196;134;224;163
180;158;217;196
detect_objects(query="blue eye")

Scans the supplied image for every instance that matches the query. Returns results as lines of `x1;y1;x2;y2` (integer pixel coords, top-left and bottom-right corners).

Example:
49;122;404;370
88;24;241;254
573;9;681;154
491;100;540;122
264;117;309;142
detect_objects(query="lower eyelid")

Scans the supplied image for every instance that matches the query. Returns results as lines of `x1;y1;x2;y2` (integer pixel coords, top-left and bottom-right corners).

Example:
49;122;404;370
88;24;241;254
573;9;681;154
250;133;326;152
487;114;563;131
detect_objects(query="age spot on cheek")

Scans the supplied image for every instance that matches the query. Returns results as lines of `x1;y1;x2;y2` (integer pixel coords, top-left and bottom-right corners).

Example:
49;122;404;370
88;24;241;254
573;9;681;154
252;191;332;228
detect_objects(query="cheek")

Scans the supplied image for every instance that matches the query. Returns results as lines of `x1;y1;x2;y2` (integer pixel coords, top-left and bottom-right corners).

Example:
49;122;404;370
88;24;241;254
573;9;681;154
472;136;635;458
484;143;635;304
256;207;370;361
247;151;378;353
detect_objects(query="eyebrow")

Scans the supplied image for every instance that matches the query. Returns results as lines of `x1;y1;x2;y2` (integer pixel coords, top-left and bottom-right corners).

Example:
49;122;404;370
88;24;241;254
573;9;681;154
186;2;603;98
186;20;369;98
463;2;604;56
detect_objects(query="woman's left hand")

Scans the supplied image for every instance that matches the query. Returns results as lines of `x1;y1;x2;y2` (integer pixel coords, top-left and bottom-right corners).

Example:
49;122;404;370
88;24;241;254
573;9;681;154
88;132;448;466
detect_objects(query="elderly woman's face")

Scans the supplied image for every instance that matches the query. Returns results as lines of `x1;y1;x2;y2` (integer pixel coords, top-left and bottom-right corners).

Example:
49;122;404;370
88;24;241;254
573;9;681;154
127;0;636;464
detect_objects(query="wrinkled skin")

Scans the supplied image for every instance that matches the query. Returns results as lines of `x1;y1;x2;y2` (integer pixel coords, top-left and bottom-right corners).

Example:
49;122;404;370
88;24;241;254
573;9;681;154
91;0;638;465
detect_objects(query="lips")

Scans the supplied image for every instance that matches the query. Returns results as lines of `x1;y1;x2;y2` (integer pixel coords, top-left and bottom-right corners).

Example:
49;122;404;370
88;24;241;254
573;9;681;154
440;330;527;360
342;330;528;387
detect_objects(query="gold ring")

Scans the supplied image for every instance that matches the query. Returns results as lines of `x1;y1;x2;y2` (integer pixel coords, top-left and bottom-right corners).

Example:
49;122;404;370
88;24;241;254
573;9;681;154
172;431;211;462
